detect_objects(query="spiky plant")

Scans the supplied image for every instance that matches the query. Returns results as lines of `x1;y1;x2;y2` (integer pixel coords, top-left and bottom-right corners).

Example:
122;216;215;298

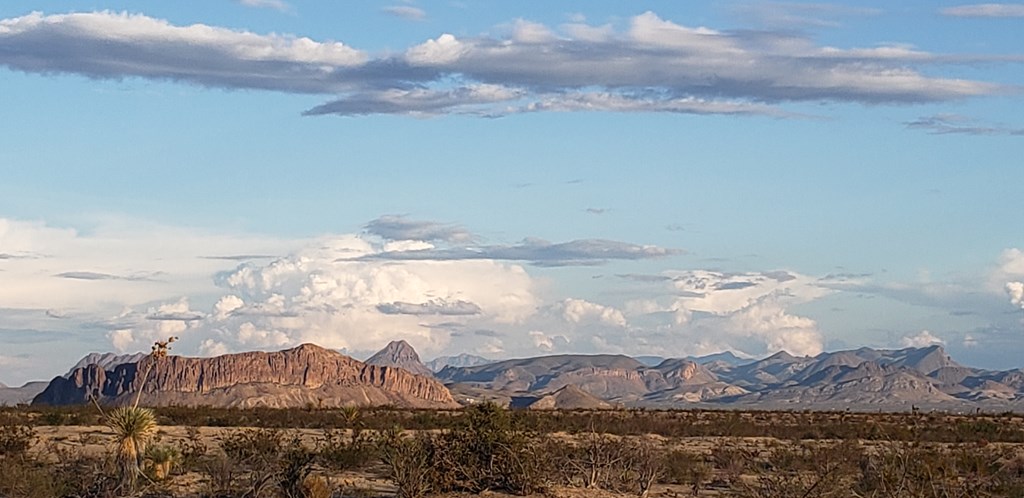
92;336;176;492
146;445;179;480
108;405;158;489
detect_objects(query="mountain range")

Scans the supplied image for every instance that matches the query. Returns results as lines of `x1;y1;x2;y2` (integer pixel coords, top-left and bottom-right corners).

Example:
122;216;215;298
21;342;1024;412
33;344;457;409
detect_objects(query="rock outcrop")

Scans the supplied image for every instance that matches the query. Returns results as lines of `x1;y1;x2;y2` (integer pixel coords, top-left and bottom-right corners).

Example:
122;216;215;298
33;343;458;409
520;385;615;410
63;352;146;377
365;340;434;377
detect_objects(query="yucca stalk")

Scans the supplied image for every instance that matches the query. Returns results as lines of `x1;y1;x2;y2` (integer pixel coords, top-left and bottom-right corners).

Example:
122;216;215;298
99;336;176;492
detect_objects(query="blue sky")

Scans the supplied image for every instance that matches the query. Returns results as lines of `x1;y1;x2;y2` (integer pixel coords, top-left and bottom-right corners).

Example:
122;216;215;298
1;1;1022;385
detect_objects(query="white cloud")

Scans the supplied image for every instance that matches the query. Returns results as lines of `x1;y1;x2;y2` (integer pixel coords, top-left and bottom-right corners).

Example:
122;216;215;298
559;299;627;328
941;4;1024;17
901;330;946;348
963;334;979;348
0;10;1003;118
0;217;298;312
511;19;557;43
999;249;1024;276
528;330;568;352
669;270;829;315
104;231;541;357
406;34;468;65
1007;282;1024;309
725;301;824;356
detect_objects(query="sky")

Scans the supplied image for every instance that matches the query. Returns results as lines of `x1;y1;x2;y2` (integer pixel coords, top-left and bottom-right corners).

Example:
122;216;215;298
0;1;1022;386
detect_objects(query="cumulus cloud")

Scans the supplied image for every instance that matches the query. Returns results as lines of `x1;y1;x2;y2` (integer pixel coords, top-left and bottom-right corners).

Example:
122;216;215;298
364;215;473;243
558;299;627;328
941;4;1024;17
0;10;1004;118
621;269;831;357
901;330;946;348
528;330;569;352
998;248;1024;277
906;114;1024;136
382;6;426;21
106;230;542;356
669;270;828;316
727;301;824;356
1008;282;1024;309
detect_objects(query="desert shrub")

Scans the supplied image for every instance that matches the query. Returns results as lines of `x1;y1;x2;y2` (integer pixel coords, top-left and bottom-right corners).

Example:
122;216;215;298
221;428;285;465
278;436;317;498
202;454;241;497
661;449;712;495
316;428;376;471
379;432;435;498
733;441;861;498
0;424;36;457
560;430;628;489
376;404;554;496
176;425;209;472
424;402;552;494
0;458;59;498
302;475;332;498
217;429;318;498
50;452;120;498
709;440;756;485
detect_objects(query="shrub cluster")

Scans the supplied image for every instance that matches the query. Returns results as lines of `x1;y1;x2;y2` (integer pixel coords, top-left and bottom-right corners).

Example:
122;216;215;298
5;404;1024;497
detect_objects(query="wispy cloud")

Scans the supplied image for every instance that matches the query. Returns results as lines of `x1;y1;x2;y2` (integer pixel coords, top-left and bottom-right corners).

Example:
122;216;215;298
382;6;426;21
906;114;1024;136
377;299;482;316
237;0;292;13
0;11;1005;118
54;271;155;281
365;215;474;243
358;238;679;266
941;3;1024;17
731;2;882;28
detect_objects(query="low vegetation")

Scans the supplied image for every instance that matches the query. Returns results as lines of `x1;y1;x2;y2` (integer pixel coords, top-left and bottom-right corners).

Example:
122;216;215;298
2;403;1024;497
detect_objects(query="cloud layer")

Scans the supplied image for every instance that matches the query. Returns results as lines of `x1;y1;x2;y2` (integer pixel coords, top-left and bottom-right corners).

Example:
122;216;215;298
0;10;1005;117
941;4;1024;18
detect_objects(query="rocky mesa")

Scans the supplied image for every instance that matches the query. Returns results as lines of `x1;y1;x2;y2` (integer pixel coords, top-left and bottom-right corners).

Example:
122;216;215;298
33;343;458;409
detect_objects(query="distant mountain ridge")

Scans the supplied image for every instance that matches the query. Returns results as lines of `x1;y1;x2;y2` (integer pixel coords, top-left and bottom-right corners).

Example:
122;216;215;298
438;345;1024;411
25;342;1024;412
365;340;434;377
426;353;493;372
34;344;457;409
0;381;48;406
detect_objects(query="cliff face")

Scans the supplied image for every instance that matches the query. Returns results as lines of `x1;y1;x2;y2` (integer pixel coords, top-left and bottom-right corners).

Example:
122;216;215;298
33;344;457;408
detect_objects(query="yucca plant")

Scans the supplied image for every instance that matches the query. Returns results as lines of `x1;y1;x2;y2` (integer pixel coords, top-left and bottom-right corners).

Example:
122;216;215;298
91;337;176;492
146;445;180;480
108;405;158;489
